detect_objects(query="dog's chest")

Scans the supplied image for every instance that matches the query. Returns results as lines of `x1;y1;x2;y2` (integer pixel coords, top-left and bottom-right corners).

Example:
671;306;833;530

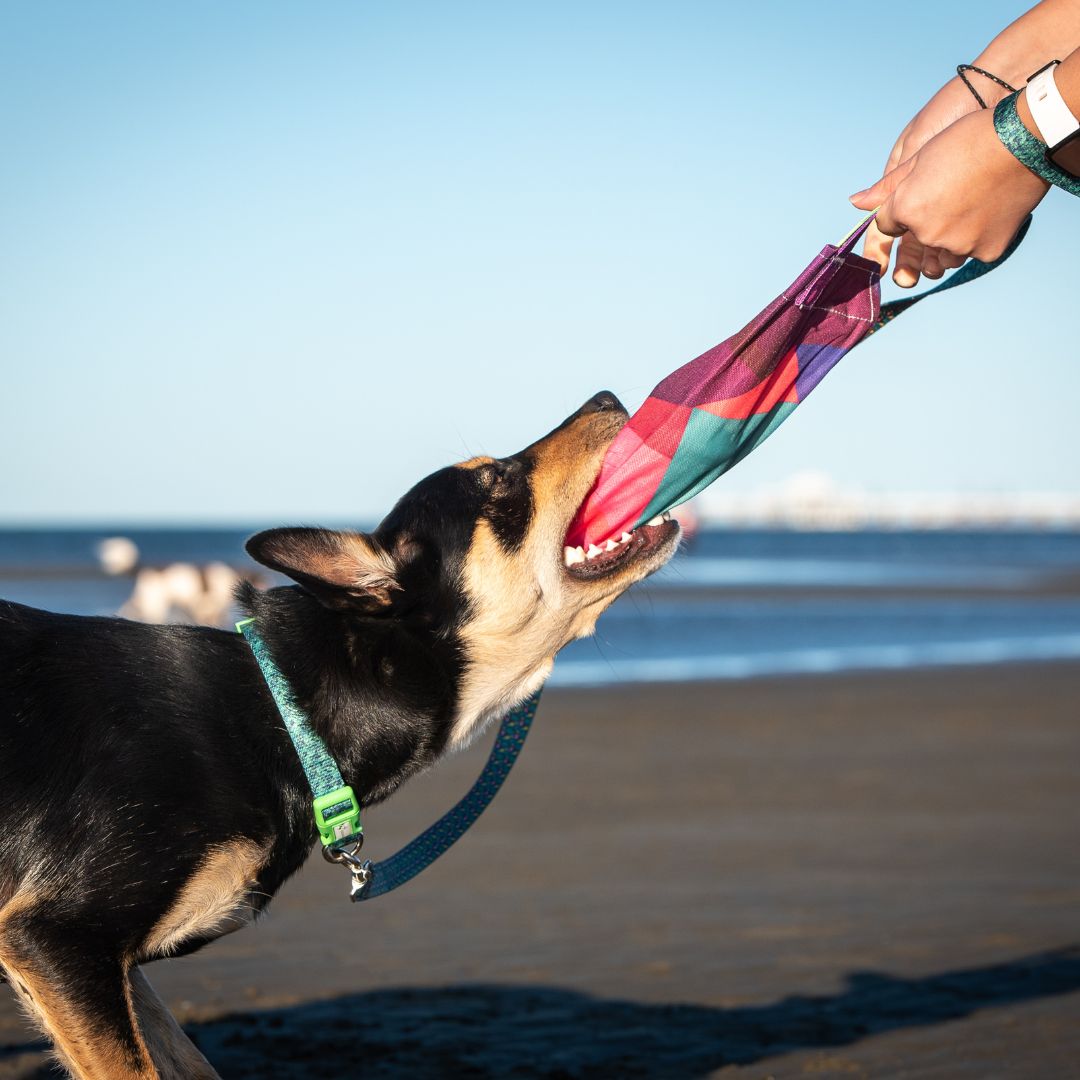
141;840;265;958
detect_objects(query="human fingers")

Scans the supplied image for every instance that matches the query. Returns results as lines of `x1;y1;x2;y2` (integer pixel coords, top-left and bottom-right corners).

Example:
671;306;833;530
859;127;913;270
893;233;926;289
897;78;984;163
923;248;969;279
849;156;915;224
875;110;1048;269
920;246;946;280
922;249;966;282
861;220;895;276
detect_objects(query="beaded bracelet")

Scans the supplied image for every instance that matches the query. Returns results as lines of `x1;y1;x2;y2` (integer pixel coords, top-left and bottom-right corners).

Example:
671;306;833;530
957;64;1017;110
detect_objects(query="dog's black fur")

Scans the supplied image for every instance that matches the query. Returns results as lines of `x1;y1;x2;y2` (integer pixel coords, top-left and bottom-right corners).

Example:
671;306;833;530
0;392;679;1079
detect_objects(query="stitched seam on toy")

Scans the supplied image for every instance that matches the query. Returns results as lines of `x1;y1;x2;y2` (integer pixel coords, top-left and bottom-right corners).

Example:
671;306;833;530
781;260;877;323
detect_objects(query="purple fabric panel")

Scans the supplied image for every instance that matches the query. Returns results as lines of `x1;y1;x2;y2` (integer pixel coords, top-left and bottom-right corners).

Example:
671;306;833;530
794;343;847;397
650;246;878;409
651;288;808;405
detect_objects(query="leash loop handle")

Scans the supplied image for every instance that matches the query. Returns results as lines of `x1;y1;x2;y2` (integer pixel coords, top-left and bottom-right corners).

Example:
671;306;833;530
861;213;1032;340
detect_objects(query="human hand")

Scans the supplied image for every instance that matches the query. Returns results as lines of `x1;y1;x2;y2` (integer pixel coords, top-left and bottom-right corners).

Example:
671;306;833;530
850;107;1049;281
861;76;1007;283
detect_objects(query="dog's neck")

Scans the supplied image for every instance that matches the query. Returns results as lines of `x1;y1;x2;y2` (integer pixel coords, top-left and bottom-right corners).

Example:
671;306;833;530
238;583;460;807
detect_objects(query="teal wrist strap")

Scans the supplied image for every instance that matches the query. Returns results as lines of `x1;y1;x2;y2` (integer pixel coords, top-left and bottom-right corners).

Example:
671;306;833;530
994;91;1080;197
237;618;362;849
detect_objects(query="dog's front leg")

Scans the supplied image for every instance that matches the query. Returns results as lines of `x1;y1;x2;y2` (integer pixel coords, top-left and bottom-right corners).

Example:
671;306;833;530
0;906;218;1080
128;967;221;1079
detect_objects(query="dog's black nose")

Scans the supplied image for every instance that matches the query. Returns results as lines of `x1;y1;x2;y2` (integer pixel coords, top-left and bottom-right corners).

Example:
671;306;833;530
582;391;624;415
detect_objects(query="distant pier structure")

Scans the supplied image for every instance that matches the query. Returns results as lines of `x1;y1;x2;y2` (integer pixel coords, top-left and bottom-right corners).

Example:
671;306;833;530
697;471;1080;530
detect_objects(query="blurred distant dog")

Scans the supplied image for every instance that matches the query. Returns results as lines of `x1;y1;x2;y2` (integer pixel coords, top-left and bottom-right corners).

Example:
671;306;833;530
0;393;678;1079
97;537;257;629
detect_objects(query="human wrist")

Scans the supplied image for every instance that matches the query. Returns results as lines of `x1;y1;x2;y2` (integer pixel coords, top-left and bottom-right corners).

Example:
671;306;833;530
993;91;1071;194
959;58;1020;107
974;0;1080;90
982;102;1048;178
972;43;1037;97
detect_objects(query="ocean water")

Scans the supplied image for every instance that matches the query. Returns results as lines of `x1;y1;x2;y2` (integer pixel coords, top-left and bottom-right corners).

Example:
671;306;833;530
2;527;1080;686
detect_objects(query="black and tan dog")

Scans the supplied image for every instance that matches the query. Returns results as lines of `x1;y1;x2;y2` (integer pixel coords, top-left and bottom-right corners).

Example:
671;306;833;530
0;392;679;1079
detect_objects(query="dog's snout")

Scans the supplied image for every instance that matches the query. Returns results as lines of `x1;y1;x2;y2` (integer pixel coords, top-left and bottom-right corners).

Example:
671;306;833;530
581;391;625;416
521;390;629;463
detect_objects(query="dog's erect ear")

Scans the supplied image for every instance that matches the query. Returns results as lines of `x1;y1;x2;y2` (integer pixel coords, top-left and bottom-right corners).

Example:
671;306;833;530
246;527;400;612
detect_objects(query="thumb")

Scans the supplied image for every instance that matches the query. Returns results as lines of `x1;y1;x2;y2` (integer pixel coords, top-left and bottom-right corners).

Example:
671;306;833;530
849;156;915;210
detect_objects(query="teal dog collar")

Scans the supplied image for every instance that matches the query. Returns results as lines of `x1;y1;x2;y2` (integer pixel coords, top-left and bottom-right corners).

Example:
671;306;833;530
237;618;363;850
238;616;542;902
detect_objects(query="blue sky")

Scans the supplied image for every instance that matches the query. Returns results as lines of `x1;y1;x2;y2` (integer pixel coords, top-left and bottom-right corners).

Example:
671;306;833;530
1;1;1074;524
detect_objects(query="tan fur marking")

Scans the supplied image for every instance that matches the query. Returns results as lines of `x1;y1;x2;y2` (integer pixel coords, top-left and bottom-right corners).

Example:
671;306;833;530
259;529;398;600
128;968;221;1079
0;887;45;939
0;884;221;1077
334;533;399;595
280;531;398;600
451;405;678;746
143;840;263;958
454;521;557;744
0;952;151;1080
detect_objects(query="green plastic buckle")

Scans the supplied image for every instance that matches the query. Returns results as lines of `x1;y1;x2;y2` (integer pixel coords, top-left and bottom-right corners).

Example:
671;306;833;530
313;786;362;847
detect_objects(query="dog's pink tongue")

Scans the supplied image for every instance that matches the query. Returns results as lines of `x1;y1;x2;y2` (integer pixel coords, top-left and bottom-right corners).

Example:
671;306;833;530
565;412;660;549
564;505;593;551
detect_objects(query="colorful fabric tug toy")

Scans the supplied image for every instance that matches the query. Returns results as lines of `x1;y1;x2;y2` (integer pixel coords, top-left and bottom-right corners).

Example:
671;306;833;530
317;211;1032;903
566;213;1030;551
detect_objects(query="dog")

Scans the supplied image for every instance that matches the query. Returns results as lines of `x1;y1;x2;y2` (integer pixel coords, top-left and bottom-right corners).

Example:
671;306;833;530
97;537;264;628
0;392;679;1079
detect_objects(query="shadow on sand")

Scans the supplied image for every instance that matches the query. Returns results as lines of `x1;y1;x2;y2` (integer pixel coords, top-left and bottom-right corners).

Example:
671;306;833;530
3;946;1079;1078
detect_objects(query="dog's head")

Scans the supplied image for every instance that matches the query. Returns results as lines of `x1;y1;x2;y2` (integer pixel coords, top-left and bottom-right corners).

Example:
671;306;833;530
247;392;679;745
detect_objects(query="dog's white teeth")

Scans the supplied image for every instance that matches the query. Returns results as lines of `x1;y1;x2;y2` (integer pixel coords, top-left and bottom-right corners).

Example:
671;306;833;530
567;533;634;567
647;515;664;527
662;511;672;521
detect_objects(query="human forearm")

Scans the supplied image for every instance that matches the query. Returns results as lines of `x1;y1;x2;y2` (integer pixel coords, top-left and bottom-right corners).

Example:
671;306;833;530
975;0;1080;90
859;2;1080;284
850;36;1079;271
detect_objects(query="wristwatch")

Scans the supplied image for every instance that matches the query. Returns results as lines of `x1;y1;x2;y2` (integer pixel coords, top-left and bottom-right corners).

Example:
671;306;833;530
1025;61;1080;178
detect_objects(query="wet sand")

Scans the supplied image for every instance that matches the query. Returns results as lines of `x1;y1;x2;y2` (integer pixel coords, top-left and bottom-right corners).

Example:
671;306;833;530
1;661;1078;1078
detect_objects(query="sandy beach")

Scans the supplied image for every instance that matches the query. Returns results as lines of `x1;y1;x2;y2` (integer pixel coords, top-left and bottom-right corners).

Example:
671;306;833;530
0;659;1076;1077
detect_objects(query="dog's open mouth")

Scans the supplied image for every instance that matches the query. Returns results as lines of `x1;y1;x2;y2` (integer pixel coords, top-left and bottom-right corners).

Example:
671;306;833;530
562;513;677;580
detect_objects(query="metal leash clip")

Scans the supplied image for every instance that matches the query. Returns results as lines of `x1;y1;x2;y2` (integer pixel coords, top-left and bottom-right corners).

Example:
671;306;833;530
322;838;373;901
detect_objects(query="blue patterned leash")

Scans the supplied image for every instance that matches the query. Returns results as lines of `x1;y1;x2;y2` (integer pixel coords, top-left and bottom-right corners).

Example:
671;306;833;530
860;214;1031;339
354;692;540;901
238;617;541;902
